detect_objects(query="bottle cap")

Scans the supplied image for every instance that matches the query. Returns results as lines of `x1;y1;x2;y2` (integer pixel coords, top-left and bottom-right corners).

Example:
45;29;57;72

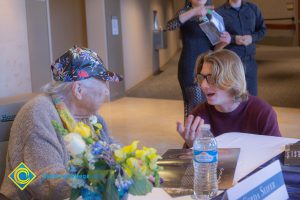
200;124;211;130
207;9;213;15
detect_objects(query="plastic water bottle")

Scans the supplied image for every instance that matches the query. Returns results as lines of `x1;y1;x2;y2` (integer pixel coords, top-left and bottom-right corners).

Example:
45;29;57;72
193;124;218;200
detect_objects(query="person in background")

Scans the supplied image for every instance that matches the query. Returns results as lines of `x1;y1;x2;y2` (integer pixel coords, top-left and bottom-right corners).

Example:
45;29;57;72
167;0;231;118
0;46;122;199
217;0;267;96
176;49;281;148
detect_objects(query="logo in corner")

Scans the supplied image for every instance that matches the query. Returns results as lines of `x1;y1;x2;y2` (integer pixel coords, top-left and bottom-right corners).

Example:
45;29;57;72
8;162;36;190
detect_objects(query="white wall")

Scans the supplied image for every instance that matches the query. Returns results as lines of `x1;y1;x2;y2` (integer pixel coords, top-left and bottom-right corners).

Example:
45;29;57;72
85;0;109;66
0;0;32;98
121;0;179;90
154;1;180;67
26;0;52;92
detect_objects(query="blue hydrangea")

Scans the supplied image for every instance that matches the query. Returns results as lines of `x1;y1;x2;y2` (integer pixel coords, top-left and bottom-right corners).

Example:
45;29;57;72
81;188;102;200
115;177;133;198
91;142;104;155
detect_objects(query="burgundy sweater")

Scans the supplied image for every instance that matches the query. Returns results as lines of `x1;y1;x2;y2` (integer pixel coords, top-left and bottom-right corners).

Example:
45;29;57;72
191;96;281;137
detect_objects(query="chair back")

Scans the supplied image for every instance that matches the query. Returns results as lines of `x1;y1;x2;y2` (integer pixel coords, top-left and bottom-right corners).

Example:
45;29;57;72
0;93;38;184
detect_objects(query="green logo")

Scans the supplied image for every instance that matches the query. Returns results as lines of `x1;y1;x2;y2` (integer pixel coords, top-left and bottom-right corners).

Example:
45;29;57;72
8;162;37;190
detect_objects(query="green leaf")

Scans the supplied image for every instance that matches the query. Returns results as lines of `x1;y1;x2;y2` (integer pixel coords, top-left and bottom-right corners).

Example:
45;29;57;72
51;120;68;135
88;169;109;185
154;171;160;187
85;137;94;145
95;160;109;170
103;170;120;200
129;173;153;195
70;188;81;200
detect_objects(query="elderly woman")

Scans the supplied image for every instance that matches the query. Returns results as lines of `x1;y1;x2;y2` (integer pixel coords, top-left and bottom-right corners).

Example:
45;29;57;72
177;49;281;148
0;46;122;199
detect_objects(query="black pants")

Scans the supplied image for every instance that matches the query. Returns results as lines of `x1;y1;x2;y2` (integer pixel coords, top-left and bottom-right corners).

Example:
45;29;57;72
243;58;258;96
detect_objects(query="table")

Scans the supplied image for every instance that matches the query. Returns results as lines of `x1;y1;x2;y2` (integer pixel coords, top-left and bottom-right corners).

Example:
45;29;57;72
128;132;299;200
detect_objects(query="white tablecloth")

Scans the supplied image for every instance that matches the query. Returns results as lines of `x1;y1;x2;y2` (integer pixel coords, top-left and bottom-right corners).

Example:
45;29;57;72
128;132;299;200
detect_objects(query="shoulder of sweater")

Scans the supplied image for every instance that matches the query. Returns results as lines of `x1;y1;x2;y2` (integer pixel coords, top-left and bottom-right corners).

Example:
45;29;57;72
19;94;57;116
12;94;60;134
247;96;273;113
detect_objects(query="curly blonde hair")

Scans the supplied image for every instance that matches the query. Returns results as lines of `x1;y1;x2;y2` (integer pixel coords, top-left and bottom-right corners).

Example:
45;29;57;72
195;49;248;102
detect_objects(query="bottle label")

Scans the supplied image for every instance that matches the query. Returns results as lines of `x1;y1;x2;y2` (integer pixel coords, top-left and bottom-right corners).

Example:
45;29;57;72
193;150;218;163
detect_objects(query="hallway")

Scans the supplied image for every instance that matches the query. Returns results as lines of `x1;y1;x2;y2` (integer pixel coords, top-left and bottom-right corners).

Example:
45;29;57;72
127;45;300;108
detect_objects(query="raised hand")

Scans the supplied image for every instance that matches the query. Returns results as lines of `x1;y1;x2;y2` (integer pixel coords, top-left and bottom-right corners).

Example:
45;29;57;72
176;115;205;148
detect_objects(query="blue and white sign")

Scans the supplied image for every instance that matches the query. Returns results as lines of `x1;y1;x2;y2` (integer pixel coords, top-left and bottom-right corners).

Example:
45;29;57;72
225;160;288;200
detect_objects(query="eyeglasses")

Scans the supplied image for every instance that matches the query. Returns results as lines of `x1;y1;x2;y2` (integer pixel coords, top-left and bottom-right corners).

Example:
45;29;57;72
196;74;214;85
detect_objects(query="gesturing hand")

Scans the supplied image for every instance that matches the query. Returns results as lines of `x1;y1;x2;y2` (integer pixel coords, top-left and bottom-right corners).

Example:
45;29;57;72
176;115;205;148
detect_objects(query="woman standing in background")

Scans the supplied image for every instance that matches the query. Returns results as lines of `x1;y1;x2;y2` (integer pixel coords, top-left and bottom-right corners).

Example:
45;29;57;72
167;0;230;118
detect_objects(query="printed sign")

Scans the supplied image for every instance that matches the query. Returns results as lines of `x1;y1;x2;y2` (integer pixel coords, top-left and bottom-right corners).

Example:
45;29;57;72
225;160;288;200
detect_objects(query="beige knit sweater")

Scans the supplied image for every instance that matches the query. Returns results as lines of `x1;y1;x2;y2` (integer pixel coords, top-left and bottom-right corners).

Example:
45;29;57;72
0;95;111;200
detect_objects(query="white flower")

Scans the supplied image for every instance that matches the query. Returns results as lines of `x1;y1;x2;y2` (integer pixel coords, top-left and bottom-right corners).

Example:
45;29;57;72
89;115;98;125
64;133;86;157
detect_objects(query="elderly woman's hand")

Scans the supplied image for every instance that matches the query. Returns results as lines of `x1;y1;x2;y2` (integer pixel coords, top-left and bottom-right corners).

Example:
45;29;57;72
176;115;205;148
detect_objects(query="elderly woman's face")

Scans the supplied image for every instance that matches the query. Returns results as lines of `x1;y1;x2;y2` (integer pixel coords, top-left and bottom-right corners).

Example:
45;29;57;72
200;62;233;107
81;78;109;114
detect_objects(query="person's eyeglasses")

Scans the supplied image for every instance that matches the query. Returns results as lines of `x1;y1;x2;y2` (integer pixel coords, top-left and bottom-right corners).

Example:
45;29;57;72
196;74;214;85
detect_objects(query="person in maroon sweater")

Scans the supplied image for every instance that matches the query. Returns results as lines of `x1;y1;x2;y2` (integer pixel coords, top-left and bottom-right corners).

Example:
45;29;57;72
177;49;281;148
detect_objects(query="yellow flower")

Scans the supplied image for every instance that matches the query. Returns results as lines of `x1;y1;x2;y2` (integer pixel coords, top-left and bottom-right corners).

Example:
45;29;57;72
114;149;127;163
126;157;139;170
135;149;146;160
123;140;139;155
94;123;103;130
148;152;162;162
124;166;133;178
143;147;157;155
73;122;91;138
141;164;150;176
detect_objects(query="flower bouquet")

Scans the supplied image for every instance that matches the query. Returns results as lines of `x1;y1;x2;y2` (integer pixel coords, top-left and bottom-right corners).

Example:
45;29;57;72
51;96;162;200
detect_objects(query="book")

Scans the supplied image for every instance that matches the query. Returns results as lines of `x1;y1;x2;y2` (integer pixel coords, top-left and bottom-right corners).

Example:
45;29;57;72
158;148;240;197
284;143;300;166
